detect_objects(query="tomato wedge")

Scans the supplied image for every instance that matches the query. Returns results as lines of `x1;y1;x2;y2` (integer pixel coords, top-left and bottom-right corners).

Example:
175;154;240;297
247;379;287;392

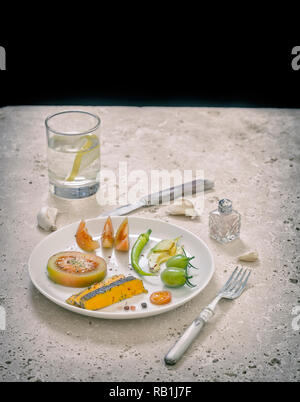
75;220;100;252
150;290;172;305
115;217;129;251
101;216;114;248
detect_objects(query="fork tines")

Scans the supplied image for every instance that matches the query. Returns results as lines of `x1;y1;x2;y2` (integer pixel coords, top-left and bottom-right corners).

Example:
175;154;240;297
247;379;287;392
221;266;251;295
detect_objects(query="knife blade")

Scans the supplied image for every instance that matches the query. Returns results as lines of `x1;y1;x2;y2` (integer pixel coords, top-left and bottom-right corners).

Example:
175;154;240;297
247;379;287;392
99;200;146;217
99;179;214;217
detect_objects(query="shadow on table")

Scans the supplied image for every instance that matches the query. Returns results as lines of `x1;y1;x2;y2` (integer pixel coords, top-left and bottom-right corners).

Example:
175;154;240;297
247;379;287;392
210;237;261;269
46;192;103;225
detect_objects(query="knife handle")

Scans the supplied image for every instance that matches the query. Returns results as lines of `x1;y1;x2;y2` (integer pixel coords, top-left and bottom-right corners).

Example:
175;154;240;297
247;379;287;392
143;179;214;206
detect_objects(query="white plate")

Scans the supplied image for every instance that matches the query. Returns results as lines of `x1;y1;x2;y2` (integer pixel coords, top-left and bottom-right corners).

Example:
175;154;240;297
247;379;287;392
28;217;214;319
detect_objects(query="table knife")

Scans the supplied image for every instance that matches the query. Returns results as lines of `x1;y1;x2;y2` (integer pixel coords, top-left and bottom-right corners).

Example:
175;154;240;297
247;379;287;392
99;179;214;217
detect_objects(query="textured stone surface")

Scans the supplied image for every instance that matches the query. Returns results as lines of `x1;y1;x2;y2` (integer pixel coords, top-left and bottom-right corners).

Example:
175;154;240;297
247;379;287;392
0;105;299;382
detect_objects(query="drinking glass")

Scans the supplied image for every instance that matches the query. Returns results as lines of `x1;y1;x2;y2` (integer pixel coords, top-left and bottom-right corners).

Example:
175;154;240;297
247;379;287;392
45;110;101;199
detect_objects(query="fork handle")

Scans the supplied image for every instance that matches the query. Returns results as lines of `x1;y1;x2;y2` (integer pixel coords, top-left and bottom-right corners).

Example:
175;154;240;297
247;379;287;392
164;307;214;365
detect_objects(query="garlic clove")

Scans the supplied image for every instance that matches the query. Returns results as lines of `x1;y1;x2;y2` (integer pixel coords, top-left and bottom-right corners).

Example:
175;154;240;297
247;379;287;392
167;204;186;215
184;207;200;219
238;251;259;262
167;198;200;219
37;206;58;231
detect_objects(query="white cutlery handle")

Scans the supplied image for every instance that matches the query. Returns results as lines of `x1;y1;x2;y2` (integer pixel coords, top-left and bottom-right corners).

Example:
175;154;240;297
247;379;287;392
164;307;214;365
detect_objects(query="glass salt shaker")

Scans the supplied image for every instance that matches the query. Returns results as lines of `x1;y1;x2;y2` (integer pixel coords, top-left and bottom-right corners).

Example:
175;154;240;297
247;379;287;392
209;199;241;244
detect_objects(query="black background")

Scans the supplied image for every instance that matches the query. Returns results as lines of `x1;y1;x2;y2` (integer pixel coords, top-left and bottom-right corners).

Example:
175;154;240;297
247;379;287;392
0;31;300;108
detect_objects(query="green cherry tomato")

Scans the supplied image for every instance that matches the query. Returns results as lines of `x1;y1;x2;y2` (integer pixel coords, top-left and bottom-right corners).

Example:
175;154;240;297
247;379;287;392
166;254;194;269
161;264;197;288
161;266;197;288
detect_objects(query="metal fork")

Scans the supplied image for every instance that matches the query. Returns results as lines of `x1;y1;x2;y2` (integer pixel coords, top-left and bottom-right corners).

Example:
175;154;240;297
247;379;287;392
164;266;251;365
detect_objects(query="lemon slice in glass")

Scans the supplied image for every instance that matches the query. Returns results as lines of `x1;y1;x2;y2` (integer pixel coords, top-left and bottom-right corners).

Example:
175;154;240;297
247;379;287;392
66;134;99;182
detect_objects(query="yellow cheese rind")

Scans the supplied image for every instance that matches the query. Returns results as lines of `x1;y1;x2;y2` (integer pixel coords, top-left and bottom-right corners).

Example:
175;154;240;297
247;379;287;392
79;275;148;310
66;294;77;306
66;274;125;307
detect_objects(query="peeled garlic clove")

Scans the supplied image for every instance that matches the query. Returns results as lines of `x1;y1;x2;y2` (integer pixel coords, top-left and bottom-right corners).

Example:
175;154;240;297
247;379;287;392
184;207;200;219
167;198;193;215
167;204;186;215
167;198;199;218
238;251;259;262
37;206;58;231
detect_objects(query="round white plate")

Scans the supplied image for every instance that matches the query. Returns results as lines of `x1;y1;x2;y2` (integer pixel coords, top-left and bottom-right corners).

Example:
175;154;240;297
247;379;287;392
28;216;214;319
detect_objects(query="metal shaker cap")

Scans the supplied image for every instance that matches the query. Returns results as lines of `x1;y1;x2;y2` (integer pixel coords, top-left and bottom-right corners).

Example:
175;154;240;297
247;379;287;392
218;198;232;213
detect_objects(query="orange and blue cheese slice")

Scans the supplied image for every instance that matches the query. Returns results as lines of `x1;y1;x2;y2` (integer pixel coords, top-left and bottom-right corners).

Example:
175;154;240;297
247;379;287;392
66;274;125;307
79;275;148;310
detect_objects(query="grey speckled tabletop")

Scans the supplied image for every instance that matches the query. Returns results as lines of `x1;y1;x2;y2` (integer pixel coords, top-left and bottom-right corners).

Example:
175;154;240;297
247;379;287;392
0;106;299;382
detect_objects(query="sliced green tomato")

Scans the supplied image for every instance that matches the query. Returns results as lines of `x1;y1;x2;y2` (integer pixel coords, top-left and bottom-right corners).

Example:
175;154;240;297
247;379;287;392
169;243;177;256
151;239;175;253
148;251;171;272
149;237;181;254
147;237;183;272
175;245;184;255
47;251;107;287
